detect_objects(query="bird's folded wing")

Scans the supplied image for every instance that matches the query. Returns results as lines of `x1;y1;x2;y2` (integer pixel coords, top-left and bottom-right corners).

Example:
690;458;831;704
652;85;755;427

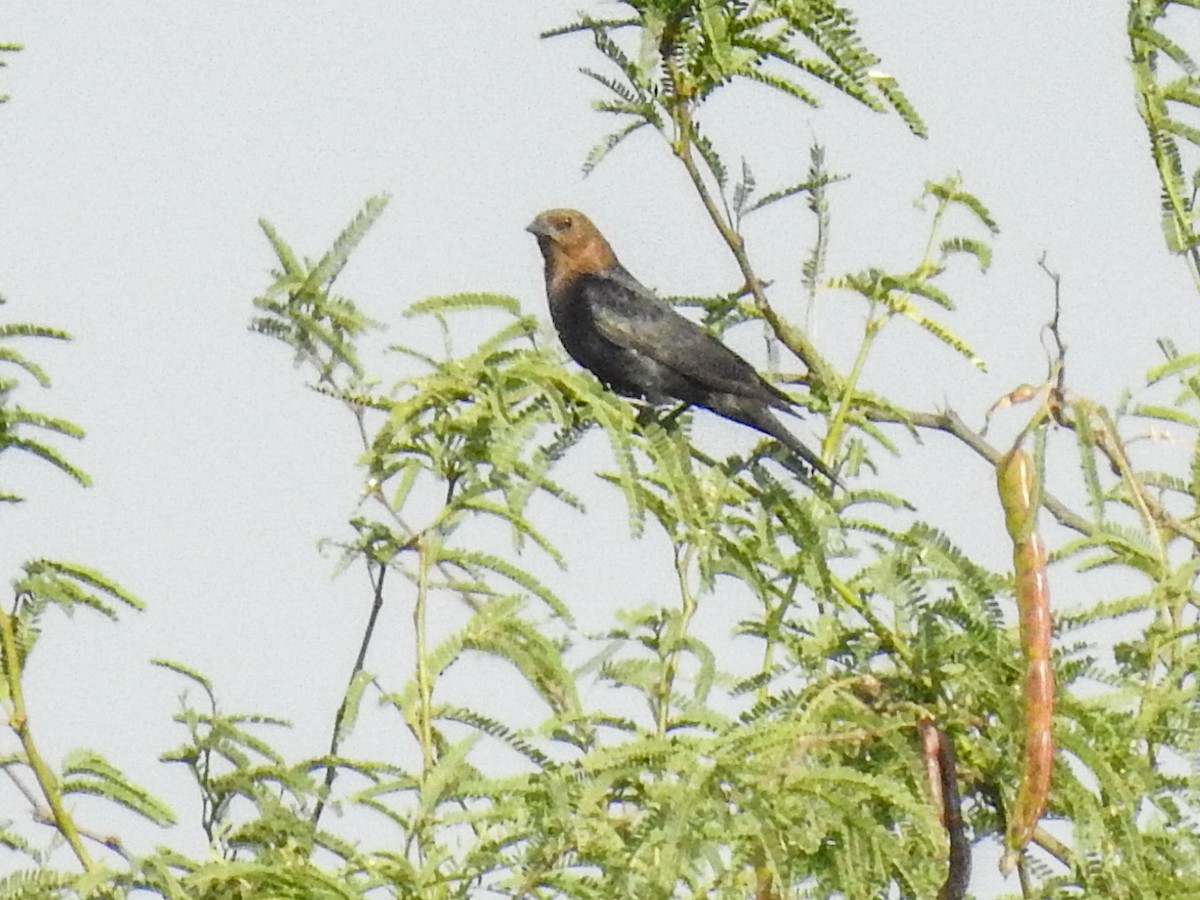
581;270;784;402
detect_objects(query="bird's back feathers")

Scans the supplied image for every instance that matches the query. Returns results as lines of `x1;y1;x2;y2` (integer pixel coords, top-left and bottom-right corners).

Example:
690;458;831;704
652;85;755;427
579;266;793;409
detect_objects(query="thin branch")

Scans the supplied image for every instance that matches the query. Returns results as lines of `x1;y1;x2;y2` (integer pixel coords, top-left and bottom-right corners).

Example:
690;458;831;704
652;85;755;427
662;54;838;394
1032;824;1074;868
1037;253;1068;408
0;596;96;872
874;405;1095;536
312;563;387;828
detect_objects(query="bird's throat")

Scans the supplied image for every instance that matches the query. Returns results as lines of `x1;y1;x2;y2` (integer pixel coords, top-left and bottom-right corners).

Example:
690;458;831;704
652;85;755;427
545;237;616;296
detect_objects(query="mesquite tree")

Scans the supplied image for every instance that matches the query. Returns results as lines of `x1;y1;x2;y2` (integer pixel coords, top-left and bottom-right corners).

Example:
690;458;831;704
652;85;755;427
5;3;1200;898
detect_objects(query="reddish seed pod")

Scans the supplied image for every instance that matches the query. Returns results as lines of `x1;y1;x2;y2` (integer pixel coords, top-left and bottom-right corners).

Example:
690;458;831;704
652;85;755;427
917;717;970;898
918;717;945;823
996;448;1055;873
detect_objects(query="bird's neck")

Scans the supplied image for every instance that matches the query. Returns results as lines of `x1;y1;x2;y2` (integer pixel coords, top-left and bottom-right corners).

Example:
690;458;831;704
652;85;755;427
544;236;618;295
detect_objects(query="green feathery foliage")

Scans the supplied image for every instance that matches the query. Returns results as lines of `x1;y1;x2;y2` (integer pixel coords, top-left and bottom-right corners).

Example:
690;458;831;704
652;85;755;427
1129;0;1200;288
250;195;388;383
0;300;89;501
13;6;1200;900
547;0;925;177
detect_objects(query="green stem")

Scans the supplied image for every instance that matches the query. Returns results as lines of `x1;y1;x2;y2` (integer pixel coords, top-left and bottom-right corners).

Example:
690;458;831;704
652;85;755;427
828;574;914;668
415;532;435;774
657;543;698;738
0;603;96;872
824;315;883;461
826;191;949;460
1017;854;1033;898
757;574;801;705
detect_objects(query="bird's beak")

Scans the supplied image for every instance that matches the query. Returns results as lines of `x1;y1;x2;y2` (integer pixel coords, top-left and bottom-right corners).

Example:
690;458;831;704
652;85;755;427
525;216;551;237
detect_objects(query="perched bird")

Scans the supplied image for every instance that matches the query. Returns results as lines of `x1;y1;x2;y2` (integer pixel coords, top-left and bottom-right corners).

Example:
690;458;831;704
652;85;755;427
526;208;834;482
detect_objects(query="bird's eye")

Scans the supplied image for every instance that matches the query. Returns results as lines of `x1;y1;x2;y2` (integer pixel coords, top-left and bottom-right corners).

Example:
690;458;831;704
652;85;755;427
559;216;573;230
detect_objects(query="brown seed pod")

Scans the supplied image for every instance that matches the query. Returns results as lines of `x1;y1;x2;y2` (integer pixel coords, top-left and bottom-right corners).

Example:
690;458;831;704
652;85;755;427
997;448;1055;873
918;717;971;898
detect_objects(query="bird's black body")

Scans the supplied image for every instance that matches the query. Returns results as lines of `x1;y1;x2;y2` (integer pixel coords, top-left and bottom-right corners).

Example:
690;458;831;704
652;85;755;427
527;209;833;482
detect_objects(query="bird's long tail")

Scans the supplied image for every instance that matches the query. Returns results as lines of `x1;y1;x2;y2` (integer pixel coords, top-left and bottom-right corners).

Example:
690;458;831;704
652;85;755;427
702;394;839;485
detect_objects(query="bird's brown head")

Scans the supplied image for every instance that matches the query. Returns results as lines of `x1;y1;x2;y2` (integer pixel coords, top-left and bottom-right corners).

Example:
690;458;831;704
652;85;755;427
526;208;619;292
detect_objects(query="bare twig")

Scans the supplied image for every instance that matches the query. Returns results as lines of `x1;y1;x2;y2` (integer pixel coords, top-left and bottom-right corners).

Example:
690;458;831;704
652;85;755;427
1037;253;1068;410
312;563;387;827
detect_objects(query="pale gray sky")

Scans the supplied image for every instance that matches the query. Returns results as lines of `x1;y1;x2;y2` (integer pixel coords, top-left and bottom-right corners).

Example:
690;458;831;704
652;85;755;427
2;4;1193;896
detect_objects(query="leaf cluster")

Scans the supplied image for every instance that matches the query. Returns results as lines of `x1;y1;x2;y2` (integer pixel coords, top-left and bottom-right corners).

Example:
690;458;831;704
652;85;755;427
0;300;89;501
546;0;924;175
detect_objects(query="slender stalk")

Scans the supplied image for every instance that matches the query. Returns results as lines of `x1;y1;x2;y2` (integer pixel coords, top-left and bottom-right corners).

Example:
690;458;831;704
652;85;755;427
415;531;435;773
756;586;792;706
312;562;387;827
1080;406;1177;759
656;543;698;738
1032;825;1074;868
0;601;95;871
4;766;132;859
826;192;947;460
828;573;914;668
802;145;830;338
678;142;835;387
823;315;882;461
1017;855;1033;898
1089;405;1168;573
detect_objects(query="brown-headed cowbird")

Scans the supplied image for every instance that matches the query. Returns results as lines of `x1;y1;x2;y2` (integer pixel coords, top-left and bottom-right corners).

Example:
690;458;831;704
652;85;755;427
526;208;834;482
